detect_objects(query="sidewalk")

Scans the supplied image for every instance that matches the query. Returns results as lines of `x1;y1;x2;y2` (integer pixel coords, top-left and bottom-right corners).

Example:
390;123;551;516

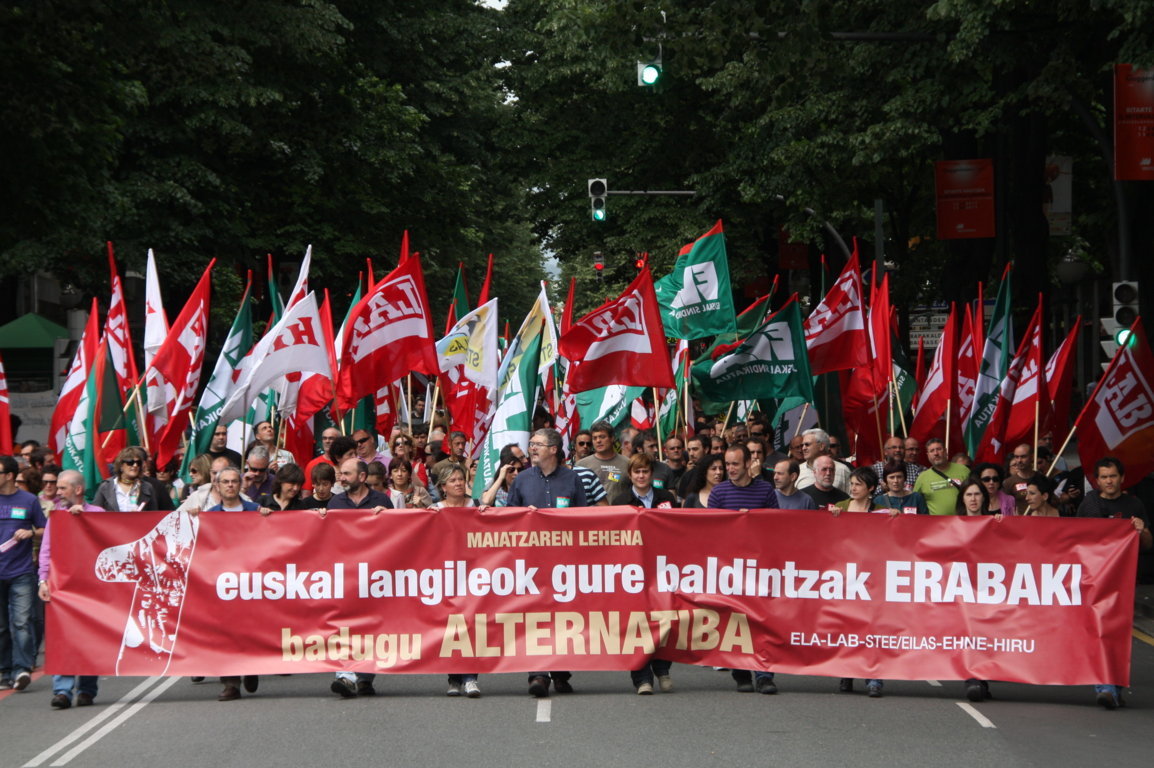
1135;584;1154;637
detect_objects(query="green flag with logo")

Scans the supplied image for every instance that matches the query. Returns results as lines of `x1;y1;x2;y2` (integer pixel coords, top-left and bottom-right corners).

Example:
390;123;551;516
966;267;1013;454
655;220;737;340
692;296;815;403
576;384;646;430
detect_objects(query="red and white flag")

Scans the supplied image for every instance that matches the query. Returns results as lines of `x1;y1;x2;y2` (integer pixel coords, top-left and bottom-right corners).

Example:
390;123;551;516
840;272;891;465
909;303;959;446
0;353;12;451
50;298;100;457
143;249;172;439
1044;318;1081;445
1076;319;1154;486
955;302;981;433
559;265;674;393
975;300;1047;463
104;243;140;399
220;292;332;424
804;247;868;374
336;253;439;411
147;260;215;468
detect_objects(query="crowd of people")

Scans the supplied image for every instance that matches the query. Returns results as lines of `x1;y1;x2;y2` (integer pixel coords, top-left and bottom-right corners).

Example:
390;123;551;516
1;409;1150;711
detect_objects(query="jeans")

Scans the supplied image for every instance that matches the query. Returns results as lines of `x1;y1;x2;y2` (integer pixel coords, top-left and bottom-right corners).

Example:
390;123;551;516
631;659;672;687
732;669;774;683
1095;684;1120;695
53;675;99;698
447;674;478;684
0;573;36;675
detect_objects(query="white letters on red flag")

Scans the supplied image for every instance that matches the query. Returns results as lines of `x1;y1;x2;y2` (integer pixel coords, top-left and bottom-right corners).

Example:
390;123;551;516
336;254;439;411
1044;318;1081;444
804;248;868;374
0;353;11;451
975;300;1047;463
956;303;981;432
559;265;674;393
50;299;100;457
909;303;959;446
147;261;215;468
840;273;892;465
104;244;140;398
219;292;331;424
1077;320;1154;486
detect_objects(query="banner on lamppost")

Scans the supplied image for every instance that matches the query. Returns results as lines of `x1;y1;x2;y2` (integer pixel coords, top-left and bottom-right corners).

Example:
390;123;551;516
1114;64;1154;181
935;159;995;240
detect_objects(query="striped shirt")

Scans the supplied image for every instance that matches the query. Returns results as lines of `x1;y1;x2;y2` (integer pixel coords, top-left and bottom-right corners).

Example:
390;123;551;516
707;477;778;511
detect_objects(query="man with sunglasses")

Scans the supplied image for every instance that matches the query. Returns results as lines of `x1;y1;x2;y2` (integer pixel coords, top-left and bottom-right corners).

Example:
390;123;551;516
0;454;46;692
352;428;389;466
241;445;274;501
570;430;594;464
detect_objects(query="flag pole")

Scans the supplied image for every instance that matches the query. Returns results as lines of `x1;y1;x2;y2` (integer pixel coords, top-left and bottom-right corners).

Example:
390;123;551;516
427;377;441;449
407;375;414;433
892;372;909;437
793;403;810;438
944;397;952;451
720;401;735;435
1032;400;1040;469
653;387;664;462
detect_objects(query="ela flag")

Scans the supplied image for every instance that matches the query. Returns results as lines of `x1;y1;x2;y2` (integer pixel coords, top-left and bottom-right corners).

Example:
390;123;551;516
576;384;646;430
967;264;1013;454
654;220;737;339
974;300;1046;464
804;247;868;375
694;295;815;404
1076;319;1154;487
560;265;673;393
187;277;254;460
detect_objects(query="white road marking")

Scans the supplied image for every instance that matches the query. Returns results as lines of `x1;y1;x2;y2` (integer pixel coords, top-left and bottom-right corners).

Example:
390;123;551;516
47;676;182;766
926;680;942;687
25;677;165;767
957;702;997;729
536;699;552;723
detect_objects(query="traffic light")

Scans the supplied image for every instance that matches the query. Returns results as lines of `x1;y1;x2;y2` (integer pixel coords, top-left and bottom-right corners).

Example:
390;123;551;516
1101;281;1140;369
588;178;607;221
637;52;662;86
593;251;605;282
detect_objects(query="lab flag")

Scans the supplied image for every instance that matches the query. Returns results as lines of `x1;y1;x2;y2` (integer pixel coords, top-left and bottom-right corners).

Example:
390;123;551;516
1076;319;1154;487
188;278;255;459
49;299;100;457
0;354;10;451
336;253;439;411
654;220;737;339
560;266;673;393
218;293;332;424
804;248;868;374
143;249;170;422
694;295;815;403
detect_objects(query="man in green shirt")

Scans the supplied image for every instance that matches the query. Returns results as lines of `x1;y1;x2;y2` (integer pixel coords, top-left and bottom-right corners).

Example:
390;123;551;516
912;437;970;515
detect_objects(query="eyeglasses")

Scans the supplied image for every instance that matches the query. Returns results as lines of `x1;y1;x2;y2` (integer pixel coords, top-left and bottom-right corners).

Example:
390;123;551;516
122;459;142;467
979;475;999;482
43;478;58;484
245;466;269;474
528;441;550;449
394;440;412;447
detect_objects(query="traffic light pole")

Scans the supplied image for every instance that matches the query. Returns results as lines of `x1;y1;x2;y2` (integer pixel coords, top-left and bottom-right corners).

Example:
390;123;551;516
604;190;697;196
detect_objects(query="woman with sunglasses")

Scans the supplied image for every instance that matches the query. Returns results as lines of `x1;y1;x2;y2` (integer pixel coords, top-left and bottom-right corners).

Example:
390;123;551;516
480;444;527;507
183;454;214;501
92;447;161;511
389;433;428;487
972;463;1017;516
387;458;433;509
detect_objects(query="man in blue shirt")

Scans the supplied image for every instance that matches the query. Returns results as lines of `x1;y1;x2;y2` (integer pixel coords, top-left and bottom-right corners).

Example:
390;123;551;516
506;429;587;698
0;454;48;692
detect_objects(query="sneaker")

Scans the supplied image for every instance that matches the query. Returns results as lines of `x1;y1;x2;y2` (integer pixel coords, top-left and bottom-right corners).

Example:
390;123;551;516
331;678;357;699
51;693;72;710
867;683;883;698
657;675;673;692
637;682;654;695
553;678;574;694
965;682;985;702
0;678;13;690
464;680;481;698
13;671;32;691
1097;690;1119;710
528;676;550;698
355;681;376;697
446;681;462;697
76;693;95;707
242;676;259;693
839;678;854;693
736;680;755;693
755;677;778;695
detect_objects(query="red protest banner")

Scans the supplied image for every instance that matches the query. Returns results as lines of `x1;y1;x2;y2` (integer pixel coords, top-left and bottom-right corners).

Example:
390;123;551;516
46;507;1136;685
1114;64;1154;181
935;159;996;239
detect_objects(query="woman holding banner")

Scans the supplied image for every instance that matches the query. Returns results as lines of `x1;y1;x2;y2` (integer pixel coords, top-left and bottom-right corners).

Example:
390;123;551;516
681;454;725;509
258;464;311;512
389;459;433;508
430;465;481;697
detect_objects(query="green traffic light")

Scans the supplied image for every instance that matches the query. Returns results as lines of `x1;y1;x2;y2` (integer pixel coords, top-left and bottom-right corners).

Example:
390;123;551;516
1115;328;1135;347
640;63;661;85
592;208;607;222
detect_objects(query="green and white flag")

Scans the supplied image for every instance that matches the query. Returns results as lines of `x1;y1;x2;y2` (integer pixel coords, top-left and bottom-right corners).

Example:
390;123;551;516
657;340;689;438
965;267;1013;454
472;284;553;496
576;384;645;430
655;220;737;339
63;341;118;500
693;296;815;404
185;282;254;465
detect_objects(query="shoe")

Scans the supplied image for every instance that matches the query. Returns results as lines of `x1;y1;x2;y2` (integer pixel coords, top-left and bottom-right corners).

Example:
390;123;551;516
331;678;357;699
657;675;673;692
242;676;259;693
637;682;654;695
755;677;778;695
76;693;95;707
356;681;376;697
553;678;573;694
0;678;13;690
529;676;550;698
736;680;755;693
447;681;462;697
51;693;72;710
464;680;481;698
965;682;985;702
867;683;883;698
218;685;241;701
839;678;854;693
13;671;32;691
1097;690;1119;710
190;676;205;683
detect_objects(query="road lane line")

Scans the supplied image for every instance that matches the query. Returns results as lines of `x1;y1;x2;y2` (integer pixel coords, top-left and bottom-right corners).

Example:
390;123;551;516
1133;628;1154;647
536;699;552;723
48;676;182;766
956;702;996;729
926;680;942;687
24;677;166;767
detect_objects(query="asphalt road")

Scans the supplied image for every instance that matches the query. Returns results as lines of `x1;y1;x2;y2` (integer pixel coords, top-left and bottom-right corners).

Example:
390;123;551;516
4;632;1153;768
